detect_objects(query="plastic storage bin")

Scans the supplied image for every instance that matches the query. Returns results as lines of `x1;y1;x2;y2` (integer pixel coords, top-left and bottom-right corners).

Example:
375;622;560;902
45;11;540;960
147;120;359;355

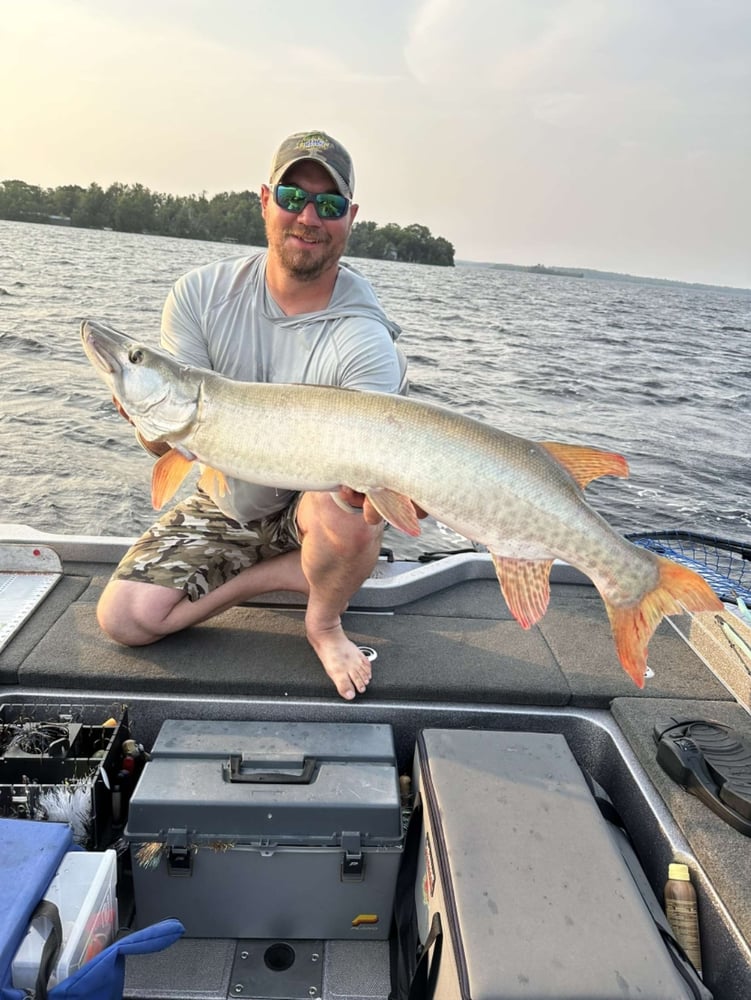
126;720;404;939
11;849;117;990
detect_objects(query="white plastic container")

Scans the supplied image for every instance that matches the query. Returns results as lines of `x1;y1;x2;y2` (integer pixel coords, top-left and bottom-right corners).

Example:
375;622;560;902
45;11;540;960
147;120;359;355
12;849;117;990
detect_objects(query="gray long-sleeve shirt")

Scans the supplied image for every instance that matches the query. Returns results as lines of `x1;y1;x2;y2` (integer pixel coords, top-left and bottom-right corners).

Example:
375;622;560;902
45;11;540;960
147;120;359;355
160;251;407;522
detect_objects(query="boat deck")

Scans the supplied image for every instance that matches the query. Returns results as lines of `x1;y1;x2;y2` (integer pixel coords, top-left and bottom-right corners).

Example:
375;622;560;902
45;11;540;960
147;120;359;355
2;531;751;999
1;541;736;706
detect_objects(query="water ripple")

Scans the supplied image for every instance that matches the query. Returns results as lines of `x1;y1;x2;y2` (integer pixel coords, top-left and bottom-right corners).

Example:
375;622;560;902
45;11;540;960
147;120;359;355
1;219;749;554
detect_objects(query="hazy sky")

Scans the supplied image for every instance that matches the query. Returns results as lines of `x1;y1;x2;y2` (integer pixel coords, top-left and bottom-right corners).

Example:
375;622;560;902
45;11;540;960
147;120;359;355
3;1;750;287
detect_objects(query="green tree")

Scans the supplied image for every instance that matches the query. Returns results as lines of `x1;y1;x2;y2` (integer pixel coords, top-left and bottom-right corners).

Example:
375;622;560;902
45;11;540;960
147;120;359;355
48;184;85;218
72;183;111;228
0;180;50;220
110;183;157;234
205;190;265;245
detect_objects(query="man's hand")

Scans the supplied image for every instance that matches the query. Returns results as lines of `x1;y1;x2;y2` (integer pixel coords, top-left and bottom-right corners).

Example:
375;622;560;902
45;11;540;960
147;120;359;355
338;487;428;526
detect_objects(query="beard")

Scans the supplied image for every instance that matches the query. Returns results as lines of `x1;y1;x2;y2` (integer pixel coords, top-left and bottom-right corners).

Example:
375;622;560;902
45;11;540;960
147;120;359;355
265;222;346;282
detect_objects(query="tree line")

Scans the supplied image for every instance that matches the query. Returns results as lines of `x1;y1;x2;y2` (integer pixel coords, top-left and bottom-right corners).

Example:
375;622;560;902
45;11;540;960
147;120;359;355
0;179;455;267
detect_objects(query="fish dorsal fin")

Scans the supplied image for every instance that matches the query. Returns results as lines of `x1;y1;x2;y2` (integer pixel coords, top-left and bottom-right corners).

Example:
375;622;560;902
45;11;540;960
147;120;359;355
197;466;229;498
151;448;195;509
491;555;554;629
365;487;422;537
540;442;629;489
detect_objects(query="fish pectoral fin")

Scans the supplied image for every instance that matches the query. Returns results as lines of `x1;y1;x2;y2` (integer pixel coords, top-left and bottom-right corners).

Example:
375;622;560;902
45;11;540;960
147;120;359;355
540;442;629;489
151;448;195;509
197;466;229;498
491;555;554;628
365;488;422;537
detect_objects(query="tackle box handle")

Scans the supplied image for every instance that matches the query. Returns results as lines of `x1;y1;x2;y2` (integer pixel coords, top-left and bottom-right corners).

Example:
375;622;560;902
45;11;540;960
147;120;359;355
222;752;317;784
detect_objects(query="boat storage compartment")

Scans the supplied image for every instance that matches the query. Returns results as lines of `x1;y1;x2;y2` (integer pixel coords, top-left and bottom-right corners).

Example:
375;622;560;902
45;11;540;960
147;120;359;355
125;720;404;940
413;729;705;1000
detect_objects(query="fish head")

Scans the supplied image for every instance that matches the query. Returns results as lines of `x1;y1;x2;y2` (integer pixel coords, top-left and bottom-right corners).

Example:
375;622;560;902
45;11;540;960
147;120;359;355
81;319;200;442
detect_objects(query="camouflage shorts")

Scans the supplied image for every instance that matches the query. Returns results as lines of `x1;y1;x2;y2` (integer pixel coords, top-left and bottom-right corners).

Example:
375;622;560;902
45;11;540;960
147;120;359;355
111;491;302;602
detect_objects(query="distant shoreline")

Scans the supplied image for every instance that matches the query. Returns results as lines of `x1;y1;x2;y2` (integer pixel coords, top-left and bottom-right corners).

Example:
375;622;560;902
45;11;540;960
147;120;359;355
1;213;745;293
457;258;751;295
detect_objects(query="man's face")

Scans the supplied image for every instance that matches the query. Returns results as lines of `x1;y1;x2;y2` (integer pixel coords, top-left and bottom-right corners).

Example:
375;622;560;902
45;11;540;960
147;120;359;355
261;160;358;282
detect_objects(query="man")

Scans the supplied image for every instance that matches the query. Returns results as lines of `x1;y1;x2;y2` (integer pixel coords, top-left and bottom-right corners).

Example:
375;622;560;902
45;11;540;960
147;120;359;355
97;130;409;701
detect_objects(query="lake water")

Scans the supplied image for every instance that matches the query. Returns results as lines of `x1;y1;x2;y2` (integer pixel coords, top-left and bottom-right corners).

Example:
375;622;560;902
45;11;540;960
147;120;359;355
1;219;749;558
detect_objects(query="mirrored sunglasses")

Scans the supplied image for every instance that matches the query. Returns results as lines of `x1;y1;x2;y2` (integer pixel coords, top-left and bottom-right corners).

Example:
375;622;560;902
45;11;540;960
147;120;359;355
273;184;350;220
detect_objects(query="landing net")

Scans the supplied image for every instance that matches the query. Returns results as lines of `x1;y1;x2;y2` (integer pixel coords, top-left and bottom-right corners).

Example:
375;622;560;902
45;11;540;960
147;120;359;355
628;530;751;604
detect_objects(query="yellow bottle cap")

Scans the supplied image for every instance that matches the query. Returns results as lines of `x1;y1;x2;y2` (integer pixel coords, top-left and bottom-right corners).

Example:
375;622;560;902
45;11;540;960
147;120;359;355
669;863;690;881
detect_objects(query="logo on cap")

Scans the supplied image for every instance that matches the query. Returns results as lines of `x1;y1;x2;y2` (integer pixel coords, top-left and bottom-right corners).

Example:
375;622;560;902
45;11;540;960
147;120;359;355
295;133;333;153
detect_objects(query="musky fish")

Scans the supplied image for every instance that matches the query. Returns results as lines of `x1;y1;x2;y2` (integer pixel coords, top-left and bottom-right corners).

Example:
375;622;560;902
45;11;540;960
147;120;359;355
81;319;722;687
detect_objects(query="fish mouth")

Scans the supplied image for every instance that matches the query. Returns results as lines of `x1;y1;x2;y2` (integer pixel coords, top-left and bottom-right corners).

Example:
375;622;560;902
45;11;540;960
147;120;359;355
80;320;123;376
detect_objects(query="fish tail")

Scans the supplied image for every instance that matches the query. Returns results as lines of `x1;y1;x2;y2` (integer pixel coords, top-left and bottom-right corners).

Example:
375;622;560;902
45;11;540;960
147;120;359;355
603;555;722;688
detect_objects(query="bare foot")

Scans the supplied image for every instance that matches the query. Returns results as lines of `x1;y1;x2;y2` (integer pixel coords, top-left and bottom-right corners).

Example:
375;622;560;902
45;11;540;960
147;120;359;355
305;618;372;700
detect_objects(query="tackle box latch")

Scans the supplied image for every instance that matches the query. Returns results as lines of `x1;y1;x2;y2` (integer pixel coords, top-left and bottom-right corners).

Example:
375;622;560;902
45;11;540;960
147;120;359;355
166;828;193;877
340;831;364;882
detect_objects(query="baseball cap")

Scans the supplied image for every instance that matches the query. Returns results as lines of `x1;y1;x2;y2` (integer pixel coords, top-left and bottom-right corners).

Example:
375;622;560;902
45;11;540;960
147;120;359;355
269;130;355;200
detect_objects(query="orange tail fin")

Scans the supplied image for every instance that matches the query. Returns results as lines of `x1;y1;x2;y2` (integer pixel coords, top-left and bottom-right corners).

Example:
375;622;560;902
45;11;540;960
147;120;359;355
603;556;722;688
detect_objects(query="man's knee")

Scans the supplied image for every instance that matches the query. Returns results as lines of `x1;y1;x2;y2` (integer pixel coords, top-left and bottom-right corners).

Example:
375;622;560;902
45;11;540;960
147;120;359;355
96;601;139;646
298;491;383;551
96;580;175;646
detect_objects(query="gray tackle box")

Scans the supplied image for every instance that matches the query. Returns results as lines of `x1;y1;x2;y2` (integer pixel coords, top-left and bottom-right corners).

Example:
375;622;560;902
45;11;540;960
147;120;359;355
125;720;404;939
412;729;706;999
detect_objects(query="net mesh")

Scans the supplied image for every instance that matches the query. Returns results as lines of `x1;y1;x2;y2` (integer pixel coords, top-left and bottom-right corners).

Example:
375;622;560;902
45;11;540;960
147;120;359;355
627;531;751;603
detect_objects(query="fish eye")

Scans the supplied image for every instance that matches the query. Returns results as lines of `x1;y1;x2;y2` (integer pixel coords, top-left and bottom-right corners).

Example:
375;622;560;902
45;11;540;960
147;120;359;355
129;348;144;364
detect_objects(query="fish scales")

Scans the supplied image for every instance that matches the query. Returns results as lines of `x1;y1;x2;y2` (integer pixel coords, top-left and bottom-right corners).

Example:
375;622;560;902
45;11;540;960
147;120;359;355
81;319;722;687
196;377;619;566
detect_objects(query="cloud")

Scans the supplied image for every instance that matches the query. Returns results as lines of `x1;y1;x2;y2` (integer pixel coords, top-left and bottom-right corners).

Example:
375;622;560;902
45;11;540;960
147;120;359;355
405;0;609;92
403;0;750;149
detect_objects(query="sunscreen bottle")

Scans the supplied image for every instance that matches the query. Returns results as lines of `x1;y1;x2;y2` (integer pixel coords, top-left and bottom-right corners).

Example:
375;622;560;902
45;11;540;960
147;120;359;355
664;862;702;977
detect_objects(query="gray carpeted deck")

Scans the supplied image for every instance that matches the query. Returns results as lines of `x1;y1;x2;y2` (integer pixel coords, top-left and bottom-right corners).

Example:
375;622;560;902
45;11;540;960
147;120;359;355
0;561;733;707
